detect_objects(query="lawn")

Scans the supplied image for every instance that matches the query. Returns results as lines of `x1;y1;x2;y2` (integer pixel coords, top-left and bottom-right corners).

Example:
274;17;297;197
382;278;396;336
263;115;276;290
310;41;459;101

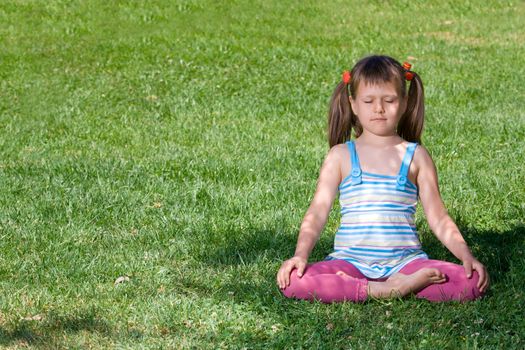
0;0;524;348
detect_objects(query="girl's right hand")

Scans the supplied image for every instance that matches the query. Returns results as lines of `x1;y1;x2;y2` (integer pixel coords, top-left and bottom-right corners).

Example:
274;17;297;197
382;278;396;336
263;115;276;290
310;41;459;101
277;256;307;290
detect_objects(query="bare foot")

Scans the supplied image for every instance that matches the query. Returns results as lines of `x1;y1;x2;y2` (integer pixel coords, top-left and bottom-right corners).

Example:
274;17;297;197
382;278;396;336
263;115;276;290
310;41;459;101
369;268;446;299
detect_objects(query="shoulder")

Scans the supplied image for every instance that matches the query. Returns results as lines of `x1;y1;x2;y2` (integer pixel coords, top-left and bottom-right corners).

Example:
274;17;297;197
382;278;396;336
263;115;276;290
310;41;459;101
413;144;433;163
321;143;349;180
318;142;347;164
328;143;349;159
325;142;351;166
412;144;438;180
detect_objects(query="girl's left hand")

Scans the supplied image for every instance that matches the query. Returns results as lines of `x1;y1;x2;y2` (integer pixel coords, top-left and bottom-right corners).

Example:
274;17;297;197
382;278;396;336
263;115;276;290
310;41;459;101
463;258;489;293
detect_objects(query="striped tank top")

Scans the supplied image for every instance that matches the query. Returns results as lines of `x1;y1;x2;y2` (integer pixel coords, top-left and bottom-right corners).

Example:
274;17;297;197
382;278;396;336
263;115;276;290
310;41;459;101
327;141;428;279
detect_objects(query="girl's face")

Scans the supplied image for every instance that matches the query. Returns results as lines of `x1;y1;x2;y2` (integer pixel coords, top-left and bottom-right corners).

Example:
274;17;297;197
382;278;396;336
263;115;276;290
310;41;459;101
350;81;407;137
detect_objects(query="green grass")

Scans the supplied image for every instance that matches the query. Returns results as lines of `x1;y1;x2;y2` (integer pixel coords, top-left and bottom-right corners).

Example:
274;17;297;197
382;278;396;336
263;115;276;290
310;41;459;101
1;0;524;348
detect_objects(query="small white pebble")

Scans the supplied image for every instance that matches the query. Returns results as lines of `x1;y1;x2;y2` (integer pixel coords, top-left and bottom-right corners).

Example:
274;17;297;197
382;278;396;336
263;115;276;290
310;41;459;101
114;276;130;286
21;314;44;321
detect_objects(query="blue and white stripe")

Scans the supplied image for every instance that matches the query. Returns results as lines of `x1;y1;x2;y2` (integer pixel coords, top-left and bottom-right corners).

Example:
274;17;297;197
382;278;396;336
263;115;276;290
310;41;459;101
327;141;428;279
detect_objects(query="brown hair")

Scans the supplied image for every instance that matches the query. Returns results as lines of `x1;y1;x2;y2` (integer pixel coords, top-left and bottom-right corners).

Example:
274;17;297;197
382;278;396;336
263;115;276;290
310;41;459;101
327;55;425;147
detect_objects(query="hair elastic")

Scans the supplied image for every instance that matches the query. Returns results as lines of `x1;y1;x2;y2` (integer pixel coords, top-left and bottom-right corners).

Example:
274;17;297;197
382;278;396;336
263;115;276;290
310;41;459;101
342;70;351;84
403;62;414;81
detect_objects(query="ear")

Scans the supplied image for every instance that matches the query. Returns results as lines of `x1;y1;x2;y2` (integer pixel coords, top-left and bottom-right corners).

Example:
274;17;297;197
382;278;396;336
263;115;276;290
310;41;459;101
349;96;358;115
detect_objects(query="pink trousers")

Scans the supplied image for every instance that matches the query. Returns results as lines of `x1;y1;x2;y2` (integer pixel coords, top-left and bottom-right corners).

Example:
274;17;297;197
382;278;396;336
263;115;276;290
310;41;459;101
281;258;483;303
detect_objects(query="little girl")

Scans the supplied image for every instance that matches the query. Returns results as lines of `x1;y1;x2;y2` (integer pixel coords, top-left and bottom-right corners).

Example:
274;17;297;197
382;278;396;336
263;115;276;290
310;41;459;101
277;55;489;303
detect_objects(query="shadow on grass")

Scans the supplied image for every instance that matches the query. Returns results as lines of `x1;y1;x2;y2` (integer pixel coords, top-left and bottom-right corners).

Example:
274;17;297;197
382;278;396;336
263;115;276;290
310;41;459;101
423;222;525;285
0;308;113;347
186;226;304;302
196;225;333;267
197;222;524;302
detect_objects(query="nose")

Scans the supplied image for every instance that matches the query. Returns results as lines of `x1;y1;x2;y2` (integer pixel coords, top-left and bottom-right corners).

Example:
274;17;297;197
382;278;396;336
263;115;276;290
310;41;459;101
374;101;385;114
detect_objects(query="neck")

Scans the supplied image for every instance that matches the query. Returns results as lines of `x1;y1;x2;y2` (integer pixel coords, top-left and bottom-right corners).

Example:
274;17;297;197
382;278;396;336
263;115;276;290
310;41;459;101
357;131;403;147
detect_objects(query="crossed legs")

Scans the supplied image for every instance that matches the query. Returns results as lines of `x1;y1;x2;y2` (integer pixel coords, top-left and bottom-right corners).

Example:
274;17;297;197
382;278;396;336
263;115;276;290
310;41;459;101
281;259;483;303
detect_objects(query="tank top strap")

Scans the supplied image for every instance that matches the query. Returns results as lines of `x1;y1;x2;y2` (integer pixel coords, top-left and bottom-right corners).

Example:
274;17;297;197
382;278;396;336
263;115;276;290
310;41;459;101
346;141;362;185
396;142;418;190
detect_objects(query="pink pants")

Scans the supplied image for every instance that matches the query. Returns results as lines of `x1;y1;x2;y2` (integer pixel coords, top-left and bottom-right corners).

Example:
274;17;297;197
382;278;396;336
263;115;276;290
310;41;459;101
281;259;483;303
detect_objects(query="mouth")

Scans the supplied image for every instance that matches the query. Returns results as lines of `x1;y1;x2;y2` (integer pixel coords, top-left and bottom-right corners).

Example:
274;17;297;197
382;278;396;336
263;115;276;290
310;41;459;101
371;118;387;121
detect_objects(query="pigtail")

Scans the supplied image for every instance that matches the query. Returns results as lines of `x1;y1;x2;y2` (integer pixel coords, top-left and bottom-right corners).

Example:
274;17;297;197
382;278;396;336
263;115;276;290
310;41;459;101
327;82;351;147
398;71;424;144
328;81;362;147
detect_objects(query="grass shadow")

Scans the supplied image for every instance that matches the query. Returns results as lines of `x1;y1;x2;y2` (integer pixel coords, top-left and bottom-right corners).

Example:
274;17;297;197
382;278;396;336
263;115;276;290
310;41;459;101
422;222;525;285
197;221;524;303
196;227;300;267
0;308;112;347
187;225;305;303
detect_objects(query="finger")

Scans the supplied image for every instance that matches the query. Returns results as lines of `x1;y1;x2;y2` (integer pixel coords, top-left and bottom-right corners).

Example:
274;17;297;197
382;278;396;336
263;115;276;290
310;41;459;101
296;262;306;278
277;264;290;289
483;273;490;292
277;269;285;289
473;264;489;292
480;278;488;293
475;266;486;290
279;265;290;289
478;268;489;292
463;262;472;279
284;264;294;287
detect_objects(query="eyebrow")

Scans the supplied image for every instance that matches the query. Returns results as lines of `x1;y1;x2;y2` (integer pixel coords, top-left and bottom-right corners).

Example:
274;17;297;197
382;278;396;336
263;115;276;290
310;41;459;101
361;95;399;98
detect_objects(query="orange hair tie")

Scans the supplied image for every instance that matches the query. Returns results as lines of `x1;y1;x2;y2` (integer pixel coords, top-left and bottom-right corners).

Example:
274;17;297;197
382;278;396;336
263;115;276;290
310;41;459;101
342;70;351;84
403;62;414;81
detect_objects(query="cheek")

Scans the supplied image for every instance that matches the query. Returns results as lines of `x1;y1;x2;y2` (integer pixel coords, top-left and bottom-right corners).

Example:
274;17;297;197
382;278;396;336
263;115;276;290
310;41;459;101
359;103;373;111
388;103;402;114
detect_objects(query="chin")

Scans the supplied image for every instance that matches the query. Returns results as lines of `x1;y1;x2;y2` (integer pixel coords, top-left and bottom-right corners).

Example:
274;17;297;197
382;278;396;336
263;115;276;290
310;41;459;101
367;128;397;136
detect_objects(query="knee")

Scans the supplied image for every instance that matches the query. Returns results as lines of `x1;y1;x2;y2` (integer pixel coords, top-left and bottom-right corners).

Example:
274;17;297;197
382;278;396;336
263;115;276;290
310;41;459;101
281;269;311;299
457;270;484;301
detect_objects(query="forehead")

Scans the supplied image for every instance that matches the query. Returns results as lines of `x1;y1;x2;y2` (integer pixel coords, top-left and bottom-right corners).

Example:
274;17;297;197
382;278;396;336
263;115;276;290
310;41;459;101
355;80;400;96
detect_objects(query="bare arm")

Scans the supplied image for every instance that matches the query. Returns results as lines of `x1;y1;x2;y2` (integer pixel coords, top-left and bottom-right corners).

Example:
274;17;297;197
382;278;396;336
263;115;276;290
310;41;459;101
277;145;343;289
415;146;489;292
